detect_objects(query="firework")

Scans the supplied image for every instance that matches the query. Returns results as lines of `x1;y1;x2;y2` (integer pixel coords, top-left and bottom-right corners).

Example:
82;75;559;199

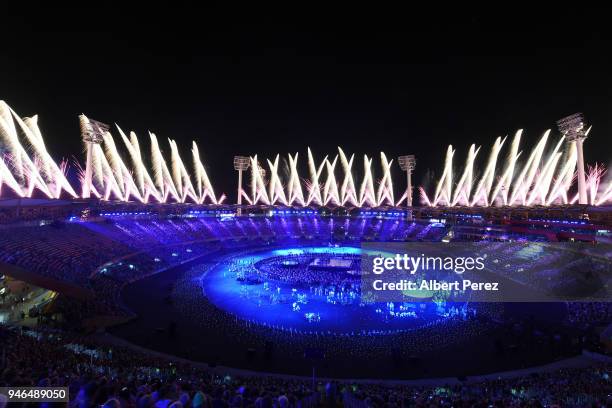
0;100;609;207
0;101;77;199
421;129;611;207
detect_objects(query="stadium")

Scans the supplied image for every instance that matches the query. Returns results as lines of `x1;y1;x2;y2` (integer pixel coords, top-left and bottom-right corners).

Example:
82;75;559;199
0;92;610;407
3;7;612;405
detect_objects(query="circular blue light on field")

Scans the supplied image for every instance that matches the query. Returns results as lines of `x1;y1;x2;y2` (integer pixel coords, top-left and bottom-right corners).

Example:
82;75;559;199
200;246;471;334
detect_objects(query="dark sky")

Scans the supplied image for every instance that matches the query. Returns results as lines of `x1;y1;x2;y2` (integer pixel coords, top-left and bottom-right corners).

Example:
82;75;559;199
1;5;610;200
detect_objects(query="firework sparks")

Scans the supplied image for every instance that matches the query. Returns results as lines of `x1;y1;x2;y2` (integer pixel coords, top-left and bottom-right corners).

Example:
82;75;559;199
422;129;611;207
0;100;609;208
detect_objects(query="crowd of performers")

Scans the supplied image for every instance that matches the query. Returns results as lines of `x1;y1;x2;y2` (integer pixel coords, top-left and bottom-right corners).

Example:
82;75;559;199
224;251;478;331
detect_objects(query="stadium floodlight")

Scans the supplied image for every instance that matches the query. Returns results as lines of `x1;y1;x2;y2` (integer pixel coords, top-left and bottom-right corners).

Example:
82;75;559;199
79;115;110;199
398;155;416;207
234;156;251;171
234;156;251;212
557;113;588;205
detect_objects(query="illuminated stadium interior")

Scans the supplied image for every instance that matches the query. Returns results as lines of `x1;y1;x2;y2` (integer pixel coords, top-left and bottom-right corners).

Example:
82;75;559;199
0;141;611;407
1;11;612;406
0;206;610;381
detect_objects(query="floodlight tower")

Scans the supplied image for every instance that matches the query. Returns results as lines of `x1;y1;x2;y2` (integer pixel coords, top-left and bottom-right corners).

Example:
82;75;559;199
398;155;416;207
557;113;588;205
234;156;251;214
79;115;109;199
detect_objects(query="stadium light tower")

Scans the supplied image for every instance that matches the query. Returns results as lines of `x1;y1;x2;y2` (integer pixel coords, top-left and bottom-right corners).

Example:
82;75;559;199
398;155;416;207
79;115;109;199
557;113;588;205
234;156;251;213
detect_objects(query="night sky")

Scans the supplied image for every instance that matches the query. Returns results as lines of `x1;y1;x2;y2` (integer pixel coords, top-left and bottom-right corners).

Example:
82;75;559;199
1;6;610;200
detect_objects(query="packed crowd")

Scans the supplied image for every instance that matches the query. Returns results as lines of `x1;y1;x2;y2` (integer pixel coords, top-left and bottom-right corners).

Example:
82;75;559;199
472;241;610;297
0;216;453;327
0;222;132;286
345;366;612;407
173;259;503;367
0;216;443;289
567;302;612;326
0;324;610;407
251;254;361;289
0;215;610;406
0;325;319;408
